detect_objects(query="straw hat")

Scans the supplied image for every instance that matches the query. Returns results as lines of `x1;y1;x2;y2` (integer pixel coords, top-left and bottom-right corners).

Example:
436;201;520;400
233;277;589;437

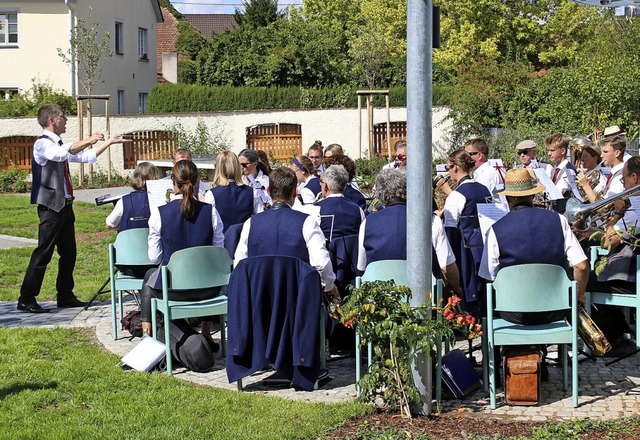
498;168;545;197
603;125;625;138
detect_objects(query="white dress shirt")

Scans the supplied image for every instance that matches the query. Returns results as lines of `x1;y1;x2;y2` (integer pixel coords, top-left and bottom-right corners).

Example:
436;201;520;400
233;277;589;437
603;162;625;199
473;161;502;196
147;195;224;264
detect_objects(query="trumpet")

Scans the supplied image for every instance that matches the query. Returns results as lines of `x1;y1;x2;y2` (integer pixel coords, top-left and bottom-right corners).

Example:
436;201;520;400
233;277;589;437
565;182;640;227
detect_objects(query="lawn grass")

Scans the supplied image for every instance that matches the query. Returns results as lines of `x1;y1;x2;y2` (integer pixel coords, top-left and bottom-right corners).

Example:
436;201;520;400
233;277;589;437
0;194;116;301
0;327;369;440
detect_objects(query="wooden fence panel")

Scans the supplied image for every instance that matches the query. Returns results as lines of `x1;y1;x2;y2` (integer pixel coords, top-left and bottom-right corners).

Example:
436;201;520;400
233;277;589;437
373;121;407;157
246;123;302;162
0;136;37;171
123;130;177;169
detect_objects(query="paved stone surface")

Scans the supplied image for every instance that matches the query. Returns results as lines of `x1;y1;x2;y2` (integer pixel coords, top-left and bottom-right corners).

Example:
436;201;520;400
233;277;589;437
3;189;640;417
3;296;640;417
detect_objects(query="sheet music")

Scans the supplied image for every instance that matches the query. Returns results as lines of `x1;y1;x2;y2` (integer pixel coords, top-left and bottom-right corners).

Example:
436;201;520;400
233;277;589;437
477;202;509;243
146;179;174;212
533;168;564;201
629;196;640;214
565;170;584;202
121;336;166;371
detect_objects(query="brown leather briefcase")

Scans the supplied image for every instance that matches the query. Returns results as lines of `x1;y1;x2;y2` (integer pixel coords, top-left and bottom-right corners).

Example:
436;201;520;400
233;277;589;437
503;348;541;406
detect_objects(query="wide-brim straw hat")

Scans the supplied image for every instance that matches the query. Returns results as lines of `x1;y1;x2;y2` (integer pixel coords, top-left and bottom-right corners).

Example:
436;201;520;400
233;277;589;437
498;168;545;197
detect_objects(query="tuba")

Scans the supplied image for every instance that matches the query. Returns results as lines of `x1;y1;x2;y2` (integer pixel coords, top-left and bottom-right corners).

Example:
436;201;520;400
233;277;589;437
433;174;459;210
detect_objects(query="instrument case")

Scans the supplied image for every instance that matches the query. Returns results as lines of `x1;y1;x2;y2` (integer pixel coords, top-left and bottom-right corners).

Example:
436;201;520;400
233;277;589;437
503;347;541;406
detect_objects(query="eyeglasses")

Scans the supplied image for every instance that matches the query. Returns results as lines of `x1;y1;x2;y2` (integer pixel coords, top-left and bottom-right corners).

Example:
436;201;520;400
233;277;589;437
445;164;453;171
467;151;480;156
240;162;250;168
395;155;406;160
620;173;635;184
519;149;533;155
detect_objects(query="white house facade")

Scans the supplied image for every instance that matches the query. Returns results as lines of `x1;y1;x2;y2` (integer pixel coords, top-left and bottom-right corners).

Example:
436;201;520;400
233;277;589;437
0;0;162;114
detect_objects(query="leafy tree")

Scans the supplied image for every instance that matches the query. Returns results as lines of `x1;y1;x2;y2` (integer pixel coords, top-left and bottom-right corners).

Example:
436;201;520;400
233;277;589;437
234;0;283;28
175;20;206;60
57;8;112;101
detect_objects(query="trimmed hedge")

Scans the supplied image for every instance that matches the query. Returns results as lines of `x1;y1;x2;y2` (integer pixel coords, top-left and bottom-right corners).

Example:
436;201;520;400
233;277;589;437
148;84;451;113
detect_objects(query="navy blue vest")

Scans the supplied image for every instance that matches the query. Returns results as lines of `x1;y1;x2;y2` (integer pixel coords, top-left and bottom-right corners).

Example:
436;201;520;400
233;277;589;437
455;182;492;248
317;196;362;240
155;200;214;288
343;185;367;211
304;178;321;197
119;190;151;232
210;184;254;232
364;204;406;264
492;206;566;269
248;206;310;263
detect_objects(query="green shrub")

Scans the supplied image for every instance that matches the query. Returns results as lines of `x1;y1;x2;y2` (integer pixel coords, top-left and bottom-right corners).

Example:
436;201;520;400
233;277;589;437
78;169;130;189
355;156;388;190
0;168;29;193
147;84;454;113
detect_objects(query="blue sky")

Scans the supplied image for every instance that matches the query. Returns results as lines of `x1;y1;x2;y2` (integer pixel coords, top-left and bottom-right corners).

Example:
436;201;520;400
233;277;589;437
170;0;302;15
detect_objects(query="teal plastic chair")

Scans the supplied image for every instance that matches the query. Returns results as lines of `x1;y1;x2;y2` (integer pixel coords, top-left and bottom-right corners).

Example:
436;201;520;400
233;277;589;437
485;264;578;409
151;246;232;375
354;260;446;403
109;228;153;340
585;246;640;365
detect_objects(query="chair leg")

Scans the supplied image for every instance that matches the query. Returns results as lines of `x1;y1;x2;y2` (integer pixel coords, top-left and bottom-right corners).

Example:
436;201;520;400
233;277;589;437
488;340;496;409
164;314;172;375
110;287;118;340
571;342;578;408
561;344;568;391
435;335;442;405
237;379;243;391
482;318;488;393
220;314;227;357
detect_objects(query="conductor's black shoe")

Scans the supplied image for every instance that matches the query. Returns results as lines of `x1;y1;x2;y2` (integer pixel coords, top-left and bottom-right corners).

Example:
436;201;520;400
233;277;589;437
205;338;220;353
17;301;50;313
57;297;88;308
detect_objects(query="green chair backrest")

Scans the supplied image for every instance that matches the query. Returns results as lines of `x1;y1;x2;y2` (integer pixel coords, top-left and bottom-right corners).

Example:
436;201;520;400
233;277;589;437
361;260;408;286
114;228;153;266
492;264;571;313
166;246;232;290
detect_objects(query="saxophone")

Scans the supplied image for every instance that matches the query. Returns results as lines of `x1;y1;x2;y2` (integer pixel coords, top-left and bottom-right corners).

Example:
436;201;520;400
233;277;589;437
578;306;612;356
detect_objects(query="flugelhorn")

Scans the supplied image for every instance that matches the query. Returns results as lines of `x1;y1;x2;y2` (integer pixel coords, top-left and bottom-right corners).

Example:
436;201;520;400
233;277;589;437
565;182;640;226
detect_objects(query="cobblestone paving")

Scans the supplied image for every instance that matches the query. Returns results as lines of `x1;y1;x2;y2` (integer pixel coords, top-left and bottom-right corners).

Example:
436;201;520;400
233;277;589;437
3;296;640;418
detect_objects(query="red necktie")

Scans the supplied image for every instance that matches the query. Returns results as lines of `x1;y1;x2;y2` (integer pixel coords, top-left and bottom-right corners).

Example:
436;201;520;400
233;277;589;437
606;173;613;186
552;167;560;184
59;139;74;197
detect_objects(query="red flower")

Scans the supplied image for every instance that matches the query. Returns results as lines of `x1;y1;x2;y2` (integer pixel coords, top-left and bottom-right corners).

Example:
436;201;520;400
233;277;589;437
465;314;476;325
344;317;355;329
447;295;461;307
443;309;455;320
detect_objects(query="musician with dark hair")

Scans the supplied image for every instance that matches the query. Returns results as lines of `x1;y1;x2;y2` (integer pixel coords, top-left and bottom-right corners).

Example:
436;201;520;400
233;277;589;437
464;138;502;197
140;160;225;346
443;150;492;313
234;167;339;299
239;148;272;209
382;140;407;171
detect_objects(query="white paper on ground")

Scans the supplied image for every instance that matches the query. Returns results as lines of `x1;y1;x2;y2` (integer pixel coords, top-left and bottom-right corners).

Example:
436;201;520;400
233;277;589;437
121;336;166;371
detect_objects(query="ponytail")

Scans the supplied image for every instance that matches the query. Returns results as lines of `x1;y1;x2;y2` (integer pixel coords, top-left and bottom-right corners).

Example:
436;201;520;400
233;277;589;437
172;160;199;220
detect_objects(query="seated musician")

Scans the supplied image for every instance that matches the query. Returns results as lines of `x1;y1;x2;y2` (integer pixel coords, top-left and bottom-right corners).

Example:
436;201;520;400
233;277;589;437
322;154;368;211
106;161;160;277
479;168;589;379
106;161;159;231
357;169;463;296
545;133;578;213
575;144;606;204
315;164;364;240
140;160;225;348
480;168;589;322
601;135;627;199
290;155;321;204
234;167;340;302
465;138;502;197
574;156;640;351
514;139;546;170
